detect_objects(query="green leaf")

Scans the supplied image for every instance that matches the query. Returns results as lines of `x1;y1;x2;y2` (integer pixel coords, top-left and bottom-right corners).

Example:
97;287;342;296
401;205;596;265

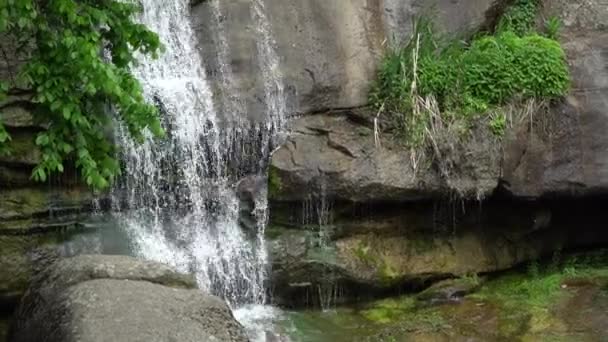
35;134;49;146
62;106;71;119
5;0;165;190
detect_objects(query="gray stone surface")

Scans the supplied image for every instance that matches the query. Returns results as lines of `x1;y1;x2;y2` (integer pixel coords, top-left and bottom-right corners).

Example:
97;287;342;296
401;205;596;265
502;1;608;197
10;255;248;342
268;110;502;202
268;112;441;202
264;0;608;201
191;0;496;122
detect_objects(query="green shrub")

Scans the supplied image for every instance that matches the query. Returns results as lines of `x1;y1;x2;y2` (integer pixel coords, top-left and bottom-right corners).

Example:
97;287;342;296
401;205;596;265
496;0;540;36
544;16;562;40
370;0;569;145
489;112;507;136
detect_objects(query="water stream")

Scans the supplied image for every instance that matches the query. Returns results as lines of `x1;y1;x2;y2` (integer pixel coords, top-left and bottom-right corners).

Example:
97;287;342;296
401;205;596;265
109;0;286;336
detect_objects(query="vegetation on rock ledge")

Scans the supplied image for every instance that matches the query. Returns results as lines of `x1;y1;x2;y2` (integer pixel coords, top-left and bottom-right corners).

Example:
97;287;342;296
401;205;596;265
370;0;569;149
0;0;164;189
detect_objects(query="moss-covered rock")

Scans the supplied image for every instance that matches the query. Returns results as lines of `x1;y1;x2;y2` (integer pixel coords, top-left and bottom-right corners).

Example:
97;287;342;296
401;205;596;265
283;256;608;341
0;188;94;230
0;317;9;342
0;130;41;166
0;187;96;308
269;198;608;307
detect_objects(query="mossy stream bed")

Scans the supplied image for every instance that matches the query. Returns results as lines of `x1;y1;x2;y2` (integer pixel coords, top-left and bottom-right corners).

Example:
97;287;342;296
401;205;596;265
279;252;608;342
3;217;606;342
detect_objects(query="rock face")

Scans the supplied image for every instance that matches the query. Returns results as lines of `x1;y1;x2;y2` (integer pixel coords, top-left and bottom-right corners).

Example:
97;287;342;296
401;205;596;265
268;110;501;203
10;255;248;342
1;35;98;310
498;1;608;197
0;187;98;308
267;0;608;203
191;0;495;121
261;0;608;306
269;198;608;306
268;112;437;202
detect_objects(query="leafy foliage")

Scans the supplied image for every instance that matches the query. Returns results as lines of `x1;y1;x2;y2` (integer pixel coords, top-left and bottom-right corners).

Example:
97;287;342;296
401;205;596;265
496;0;540;36
0;0;164;189
370;0;570;147
544;16;562;40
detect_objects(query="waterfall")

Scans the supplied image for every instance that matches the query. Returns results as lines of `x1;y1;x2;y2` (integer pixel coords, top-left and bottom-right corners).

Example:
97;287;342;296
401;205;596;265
111;0;286;314
251;0;287;135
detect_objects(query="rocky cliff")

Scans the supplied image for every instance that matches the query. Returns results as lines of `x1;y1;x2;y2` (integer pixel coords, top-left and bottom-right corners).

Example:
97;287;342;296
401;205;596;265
265;0;608;202
0;38;96;311
191;0;496;120
260;0;608;305
0;0;606;315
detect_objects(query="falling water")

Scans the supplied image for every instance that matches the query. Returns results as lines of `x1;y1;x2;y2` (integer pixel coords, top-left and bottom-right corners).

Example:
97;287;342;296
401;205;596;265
111;0;285;312
251;0;287;136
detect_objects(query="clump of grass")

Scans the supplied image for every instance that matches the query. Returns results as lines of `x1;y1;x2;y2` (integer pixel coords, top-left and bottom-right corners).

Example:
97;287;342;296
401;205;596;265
369;0;570;186
496;0;540;36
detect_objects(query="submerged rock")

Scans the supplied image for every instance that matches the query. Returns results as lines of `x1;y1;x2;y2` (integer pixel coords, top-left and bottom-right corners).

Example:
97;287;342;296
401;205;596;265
236;175;267;235
10;255;248;342
416;277;484;305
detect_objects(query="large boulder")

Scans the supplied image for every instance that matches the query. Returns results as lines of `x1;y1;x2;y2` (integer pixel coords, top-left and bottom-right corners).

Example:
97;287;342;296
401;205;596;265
10;255;248;342
0;188;98;309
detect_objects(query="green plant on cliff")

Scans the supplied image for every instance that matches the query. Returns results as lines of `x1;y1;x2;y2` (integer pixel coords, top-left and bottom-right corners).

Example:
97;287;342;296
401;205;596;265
370;0;569;150
496;0;539;36
0;0;164;189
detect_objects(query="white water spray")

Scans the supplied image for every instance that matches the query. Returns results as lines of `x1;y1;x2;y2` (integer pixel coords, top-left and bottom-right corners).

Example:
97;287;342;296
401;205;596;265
112;0;285;310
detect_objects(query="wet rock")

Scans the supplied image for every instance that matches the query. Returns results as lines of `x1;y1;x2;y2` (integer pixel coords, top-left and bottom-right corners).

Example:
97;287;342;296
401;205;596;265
268;199;608;306
236;175;266;235
0;187;97;310
10;255;248;342
416;277;484;305
268;110;506;202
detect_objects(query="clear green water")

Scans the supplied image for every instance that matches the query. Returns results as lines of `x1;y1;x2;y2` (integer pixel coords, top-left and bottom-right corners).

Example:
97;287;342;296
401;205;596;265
281;309;383;342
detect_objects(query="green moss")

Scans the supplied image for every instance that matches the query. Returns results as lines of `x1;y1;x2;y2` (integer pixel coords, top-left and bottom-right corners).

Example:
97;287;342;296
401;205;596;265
458;273;482;287
354;241;375;265
409;234;436;254
268;166;283;198
378;261;398;284
352;241;399;284
468;256;608;339
361;296;448;332
264;226;285;240
361;297;417;324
